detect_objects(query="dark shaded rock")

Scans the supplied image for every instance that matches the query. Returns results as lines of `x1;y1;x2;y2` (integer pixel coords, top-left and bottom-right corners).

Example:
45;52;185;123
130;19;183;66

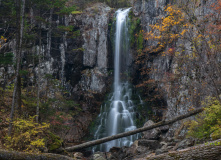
138;139;161;150
142;120;161;140
167;142;177;146
174;137;195;150
159;125;169;133
109;147;121;153
155;148;167;155
108;147;127;160
136;146;149;154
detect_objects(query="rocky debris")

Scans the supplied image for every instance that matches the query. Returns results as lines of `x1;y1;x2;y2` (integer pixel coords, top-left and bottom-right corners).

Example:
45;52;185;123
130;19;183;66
101;134;197;159
159;125;169;133
104;119;197;159
92;152;106;160
138;140;161;150
173;137;195;150
134;139;221;160
74;152;85;159
142;120;161;140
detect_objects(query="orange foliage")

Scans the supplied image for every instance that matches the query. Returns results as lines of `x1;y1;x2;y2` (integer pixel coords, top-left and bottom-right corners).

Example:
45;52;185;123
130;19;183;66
143;5;189;54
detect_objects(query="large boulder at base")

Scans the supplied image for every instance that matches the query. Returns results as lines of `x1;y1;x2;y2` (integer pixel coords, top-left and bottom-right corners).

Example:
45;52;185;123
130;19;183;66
142;120;161;140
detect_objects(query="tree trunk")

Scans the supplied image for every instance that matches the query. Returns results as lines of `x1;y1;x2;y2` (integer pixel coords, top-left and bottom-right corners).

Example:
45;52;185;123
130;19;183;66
17;0;25;114
17;74;21;114
0;149;74;160
64;108;203;152
36;20;42;123
139;139;221;160
46;8;53;59
9;0;25;135
9;0;21;136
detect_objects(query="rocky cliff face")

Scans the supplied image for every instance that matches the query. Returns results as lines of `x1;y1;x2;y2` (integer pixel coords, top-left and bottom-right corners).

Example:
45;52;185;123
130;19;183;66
132;0;219;138
65;3;113;142
0;3;112;143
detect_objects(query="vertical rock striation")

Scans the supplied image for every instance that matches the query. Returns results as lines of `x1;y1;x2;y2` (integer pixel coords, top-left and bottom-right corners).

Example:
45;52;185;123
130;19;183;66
132;0;220;137
0;3;112;143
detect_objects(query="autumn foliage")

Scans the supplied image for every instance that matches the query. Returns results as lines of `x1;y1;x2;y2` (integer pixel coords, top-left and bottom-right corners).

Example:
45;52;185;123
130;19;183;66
136;0;221;121
143;5;188;55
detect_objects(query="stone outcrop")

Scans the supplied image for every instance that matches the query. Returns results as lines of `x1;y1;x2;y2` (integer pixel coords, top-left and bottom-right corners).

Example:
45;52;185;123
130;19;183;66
132;0;220;138
142;120;161;140
0;3;112;143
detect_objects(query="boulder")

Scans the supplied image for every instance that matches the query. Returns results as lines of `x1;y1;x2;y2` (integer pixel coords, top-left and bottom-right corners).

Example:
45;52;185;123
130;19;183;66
142;120;161;140
174;137;195;150
155;148;168;155
159;125;169;133
138;139;161;150
74;152;84;159
93;152;107;160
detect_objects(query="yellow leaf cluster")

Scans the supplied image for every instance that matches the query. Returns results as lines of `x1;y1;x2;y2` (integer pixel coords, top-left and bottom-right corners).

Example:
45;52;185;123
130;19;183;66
144;5;190;54
0;36;7;48
4;116;50;153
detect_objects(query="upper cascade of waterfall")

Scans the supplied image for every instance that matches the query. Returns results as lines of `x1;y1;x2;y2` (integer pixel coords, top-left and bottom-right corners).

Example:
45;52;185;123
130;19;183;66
114;8;131;100
93;8;141;152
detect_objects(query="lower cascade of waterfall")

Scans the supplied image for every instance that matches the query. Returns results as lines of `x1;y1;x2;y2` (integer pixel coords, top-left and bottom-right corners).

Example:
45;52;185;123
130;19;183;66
92;8;143;152
93;82;142;152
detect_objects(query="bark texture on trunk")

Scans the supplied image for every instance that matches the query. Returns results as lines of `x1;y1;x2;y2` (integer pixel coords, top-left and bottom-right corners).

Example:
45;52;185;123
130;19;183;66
0;149;74;160
9;0;21;136
136;139;221;160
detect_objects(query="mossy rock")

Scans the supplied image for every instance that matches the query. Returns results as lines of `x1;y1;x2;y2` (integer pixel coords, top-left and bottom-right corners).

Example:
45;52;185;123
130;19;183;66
47;132;63;152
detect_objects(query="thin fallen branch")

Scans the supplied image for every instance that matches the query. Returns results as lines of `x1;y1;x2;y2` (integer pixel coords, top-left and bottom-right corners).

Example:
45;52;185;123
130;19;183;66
65;108;204;152
0;149;74;160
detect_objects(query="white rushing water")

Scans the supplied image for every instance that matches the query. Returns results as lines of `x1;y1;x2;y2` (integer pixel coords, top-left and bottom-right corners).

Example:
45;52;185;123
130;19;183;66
93;8;140;152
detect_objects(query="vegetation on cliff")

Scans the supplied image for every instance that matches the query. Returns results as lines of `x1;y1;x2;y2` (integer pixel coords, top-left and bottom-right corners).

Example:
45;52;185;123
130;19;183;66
135;0;221;121
186;97;221;140
0;0;82;154
0;0;221;159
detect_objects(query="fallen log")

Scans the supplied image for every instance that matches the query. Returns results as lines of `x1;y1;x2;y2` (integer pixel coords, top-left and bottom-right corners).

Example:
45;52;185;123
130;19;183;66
136;139;221;160
0;149;74;160
65;108;203;152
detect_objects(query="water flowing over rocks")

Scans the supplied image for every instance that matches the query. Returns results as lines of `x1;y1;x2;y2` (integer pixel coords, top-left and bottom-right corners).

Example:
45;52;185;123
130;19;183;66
92;8;139;152
1;0;221;159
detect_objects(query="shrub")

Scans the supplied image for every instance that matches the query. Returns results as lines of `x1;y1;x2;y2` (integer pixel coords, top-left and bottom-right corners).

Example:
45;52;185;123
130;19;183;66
186;97;221;140
4;116;50;153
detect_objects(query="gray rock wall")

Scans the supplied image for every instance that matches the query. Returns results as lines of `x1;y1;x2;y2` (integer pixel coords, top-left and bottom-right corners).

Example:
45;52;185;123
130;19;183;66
132;0;220;137
0;3;112;142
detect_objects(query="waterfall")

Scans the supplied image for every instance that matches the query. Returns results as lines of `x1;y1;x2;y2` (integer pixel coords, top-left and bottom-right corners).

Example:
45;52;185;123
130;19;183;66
93;8;139;152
